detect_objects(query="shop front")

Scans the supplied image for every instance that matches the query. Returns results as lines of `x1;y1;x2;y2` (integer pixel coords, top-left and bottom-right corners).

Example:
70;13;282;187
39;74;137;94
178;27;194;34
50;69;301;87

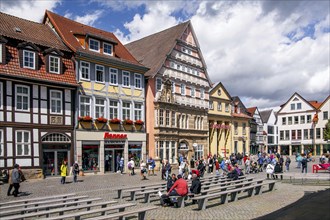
280;145;289;155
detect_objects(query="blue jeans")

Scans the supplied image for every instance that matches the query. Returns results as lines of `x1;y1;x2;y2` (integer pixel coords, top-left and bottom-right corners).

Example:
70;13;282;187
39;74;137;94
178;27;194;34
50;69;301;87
302;166;307;173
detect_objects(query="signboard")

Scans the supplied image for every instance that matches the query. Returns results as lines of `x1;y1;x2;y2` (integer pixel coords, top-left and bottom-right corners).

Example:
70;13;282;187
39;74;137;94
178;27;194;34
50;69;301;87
104;133;127;139
50;116;63;125
210;124;230;129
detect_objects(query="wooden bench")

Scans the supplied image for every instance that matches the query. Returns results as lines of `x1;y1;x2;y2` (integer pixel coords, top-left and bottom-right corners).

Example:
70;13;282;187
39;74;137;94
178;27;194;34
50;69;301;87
1;200;114;220
84;206;158;220
116;182;167;199
0;195;89;211
0;193;76;207
313;164;330;173
192;180;276;210
45;203;137;220
127;185;167;201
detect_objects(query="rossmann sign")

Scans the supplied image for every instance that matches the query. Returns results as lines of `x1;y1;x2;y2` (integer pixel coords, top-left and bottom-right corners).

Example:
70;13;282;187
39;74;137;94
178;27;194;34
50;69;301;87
104;133;128;139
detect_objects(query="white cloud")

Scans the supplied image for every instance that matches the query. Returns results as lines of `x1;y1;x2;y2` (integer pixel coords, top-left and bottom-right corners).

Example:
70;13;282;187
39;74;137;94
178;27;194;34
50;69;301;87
0;0;61;22
65;10;104;26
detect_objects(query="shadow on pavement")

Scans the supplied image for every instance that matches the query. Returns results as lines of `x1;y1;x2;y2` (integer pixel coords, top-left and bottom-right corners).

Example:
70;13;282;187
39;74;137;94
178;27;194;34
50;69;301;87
255;188;330;220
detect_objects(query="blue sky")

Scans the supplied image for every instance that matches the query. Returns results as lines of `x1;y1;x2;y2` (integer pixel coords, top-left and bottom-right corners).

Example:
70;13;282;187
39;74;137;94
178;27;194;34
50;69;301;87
1;0;329;109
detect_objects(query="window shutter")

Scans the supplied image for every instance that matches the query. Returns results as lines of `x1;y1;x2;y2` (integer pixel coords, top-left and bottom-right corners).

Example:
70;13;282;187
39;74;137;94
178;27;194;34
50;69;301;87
45;54;49;73
35;52;39;70
59;57;63;74
1;44;5;64
19;49;23;68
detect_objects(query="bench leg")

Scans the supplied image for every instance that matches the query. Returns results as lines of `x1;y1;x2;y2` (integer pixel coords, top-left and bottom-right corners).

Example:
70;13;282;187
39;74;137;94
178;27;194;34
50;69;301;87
138;211;147;220
230;192;238;202
220;194;228;204
177;197;184;208
255;186;262;195
144;193;150;203
269;183;275;191
118;189;122;199
131;191;136;201
198;198;207;210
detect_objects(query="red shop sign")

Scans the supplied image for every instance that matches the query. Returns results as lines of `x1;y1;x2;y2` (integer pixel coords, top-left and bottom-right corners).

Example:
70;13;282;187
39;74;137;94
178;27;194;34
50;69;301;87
104;133;127;139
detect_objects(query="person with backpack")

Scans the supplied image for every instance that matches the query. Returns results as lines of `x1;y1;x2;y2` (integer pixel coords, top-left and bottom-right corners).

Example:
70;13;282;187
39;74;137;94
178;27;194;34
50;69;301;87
127;158;135;176
72;161;79;183
285;156;291;172
301;155;310;173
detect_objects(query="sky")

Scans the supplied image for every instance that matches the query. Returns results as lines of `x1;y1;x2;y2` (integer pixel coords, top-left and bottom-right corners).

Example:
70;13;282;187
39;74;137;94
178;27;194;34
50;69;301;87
1;0;329;110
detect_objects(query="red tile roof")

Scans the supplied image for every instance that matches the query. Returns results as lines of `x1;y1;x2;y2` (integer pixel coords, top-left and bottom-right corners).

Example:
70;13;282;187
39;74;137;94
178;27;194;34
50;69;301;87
45;10;143;67
308;101;322;109
0;12;69;51
247;107;257;116
232;112;252;119
0;45;78;87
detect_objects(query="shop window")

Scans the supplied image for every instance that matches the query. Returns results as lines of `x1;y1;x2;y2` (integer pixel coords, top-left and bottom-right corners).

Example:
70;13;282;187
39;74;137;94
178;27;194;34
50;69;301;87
82;145;99;171
128;143;142;167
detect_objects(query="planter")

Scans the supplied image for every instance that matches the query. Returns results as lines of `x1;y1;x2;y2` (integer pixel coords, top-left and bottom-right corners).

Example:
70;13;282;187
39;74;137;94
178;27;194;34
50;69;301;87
79;121;93;129
110;123;121;131
95;121;107;130
135;124;143;131
123;124;133;131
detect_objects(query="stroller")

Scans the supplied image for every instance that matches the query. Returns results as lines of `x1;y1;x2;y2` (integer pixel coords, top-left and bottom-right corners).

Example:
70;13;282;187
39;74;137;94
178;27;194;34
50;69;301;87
250;162;259;173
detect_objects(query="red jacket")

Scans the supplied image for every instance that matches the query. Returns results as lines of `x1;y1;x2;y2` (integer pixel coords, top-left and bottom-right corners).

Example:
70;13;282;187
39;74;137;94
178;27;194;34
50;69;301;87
168;178;188;196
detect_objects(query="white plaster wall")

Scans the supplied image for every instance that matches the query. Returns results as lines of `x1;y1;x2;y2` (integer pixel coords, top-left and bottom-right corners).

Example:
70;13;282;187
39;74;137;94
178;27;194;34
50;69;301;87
34;158;39;166
65;90;71;102
40;100;47;114
33;114;39;124
33;100;39;113
41;115;48;124
6;96;12;110
33;85;39;98
65;103;71;116
6;112;12;122
65;116;71;125
6;143;12;157
40;86;47;99
33;143;39;157
16;159;31;166
15;113;30;123
7;159;13;167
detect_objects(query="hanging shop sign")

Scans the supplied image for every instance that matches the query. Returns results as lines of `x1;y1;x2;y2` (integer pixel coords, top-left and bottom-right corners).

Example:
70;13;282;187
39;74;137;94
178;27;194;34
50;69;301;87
104;133;128;139
210;124;231;129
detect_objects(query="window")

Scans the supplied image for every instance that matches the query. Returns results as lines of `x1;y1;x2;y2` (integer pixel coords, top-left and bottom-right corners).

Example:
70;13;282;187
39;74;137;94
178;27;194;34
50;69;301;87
309;129;314;139
288;117;292;125
80;61;90;80
0;44;2;63
16;131;30;156
304;129;308;139
109;100;118;119
200;88;204;99
217;102;222;111
243;123;246;135
134;103;142;120
95;98;105;118
156;78;162;91
109;68;118;85
280;131;284;140
324;111;329;120
103;42;113;55
89;38;100;52
297;103;302;110
181;115;185;129
49;56;60;74
268;136;274;144
50;90;62;114
234;122;238;135
191;86;195;97
297;130;302;139
165;110;170;126
291;103;295;110
267;126;274;134
0;82;2;109
181;84;186;96
177;64;181;70
80;97;91;117
282;117;286;125
172;82;176;93
292;130;296;140
225;103;229;112
16;85;29;111
307;115;312;123
171;111;176;127
209;101;214;109
122;102;131;119
23;50;35;69
285;130;289;140
194;145;203;161
0;130;3;156
95;65;104;83
300;115;305;124
155;110;159;126
159;109;164;126
134;74;142;89
294;116;299;124
316;128;321;139
122;71;130;87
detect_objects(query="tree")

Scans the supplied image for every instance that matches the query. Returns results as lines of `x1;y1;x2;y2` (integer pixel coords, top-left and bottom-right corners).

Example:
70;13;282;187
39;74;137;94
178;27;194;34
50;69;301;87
324;119;330;141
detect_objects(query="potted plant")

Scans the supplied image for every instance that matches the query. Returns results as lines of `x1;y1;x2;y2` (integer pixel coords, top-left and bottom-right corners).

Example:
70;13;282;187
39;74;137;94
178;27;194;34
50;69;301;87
134;120;144;125
96;117;108;123
78;116;93;122
124;119;134;125
110;118;121;124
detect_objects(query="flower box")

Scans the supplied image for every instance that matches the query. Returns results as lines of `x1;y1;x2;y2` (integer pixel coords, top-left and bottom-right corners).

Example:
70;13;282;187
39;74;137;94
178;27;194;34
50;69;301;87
134;120;144;125
78;116;93;122
124;119;134;125
110;118;121;124
96;117;108;123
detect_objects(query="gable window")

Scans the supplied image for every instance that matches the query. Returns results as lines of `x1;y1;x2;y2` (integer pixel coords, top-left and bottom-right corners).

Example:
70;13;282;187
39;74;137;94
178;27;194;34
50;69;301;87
80;61;90;80
209;101;214;109
0;82;2;109
156;78;162;91
23;50;35;69
80;97;91;117
122;102;131;119
16;85;29;111
103;42;113;55
109;68;118;85
49;55;60;74
16;131;30;156
109;100;118;119
134;103;142;120
95;98;105;118
297;103;302;110
225;103;229;112
200;88;204;99
95;65;104;83
217;102;222;111
50;90;62;114
323;111;328;120
181;84;186;96
89;38;100;52
134;74;142;89
191;86;195;97
291;103;295;110
122;71;130;87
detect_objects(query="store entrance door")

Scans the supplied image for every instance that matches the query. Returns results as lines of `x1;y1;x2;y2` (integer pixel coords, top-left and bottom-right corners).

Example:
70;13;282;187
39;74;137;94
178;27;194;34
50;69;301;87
104;149;124;172
43;150;69;176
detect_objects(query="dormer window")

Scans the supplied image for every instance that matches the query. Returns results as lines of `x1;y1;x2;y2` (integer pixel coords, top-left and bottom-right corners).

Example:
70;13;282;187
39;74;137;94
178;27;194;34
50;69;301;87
23;50;35;69
49;55;60;74
0;36;8;64
0;44;3;64
89;38;100;52
103;42;113;55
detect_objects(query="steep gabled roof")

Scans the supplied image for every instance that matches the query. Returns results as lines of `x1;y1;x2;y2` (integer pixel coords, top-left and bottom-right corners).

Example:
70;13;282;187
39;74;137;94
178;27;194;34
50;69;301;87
309;101;322;109
209;82;232;100
247;107;257;116
0;12;68;51
278;92;318;114
125;21;189;77
259;110;272;123
318;95;330;110
44;10;143;67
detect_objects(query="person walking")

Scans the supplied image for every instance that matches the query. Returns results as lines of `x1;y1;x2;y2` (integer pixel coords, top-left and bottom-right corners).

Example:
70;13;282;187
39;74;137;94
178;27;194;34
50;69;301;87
116;153;121;173
301;155;310;173
127;158;135;176
72;161;79;183
147;157;155;176
11;164;21;197
140;160;147;180
119;157;124;175
285;156;291;172
60;161;68;184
